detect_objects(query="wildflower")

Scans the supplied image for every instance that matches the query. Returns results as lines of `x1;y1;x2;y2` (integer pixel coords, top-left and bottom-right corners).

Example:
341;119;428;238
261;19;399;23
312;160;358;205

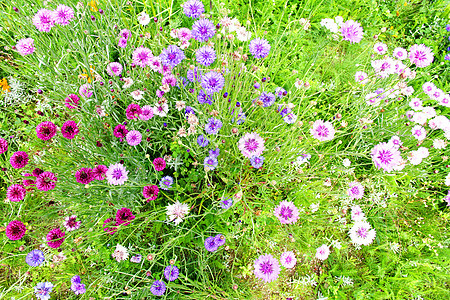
112;244;129;262
315;244;330;260
409;44;434;68
443;191;450;206
10;151;29;169
116;207;135;226
178;28;192;41
187;67;202;82
340;19;363;43
371;142;402;172
342;158;351;167
274;201;299;224
75;168;93;184
373;42;387;55
137;11;150;25
122;77;134;89
198;89;213;105
259;92;276;107
92;165;107;180
197;134;209;147
280;251;296;268
446;173;450;186
154;103;169;117
160;45;185;67
215;234;226;247
16;38;35;56
63;215;81;232
183;0;204;18
204;155;218;170
351;205;365;221
36;121;57;141
205;117;222;134
26;249;45;267
166;200;189;224
253;254;280;283
153;157;166;171
349;221;376;246
139;105;154;120
53;5;74;25
65;94;80;109
204;236;219;252
164;265;179;281
347;182;364;200
7;184;26;202
36;171;57;191
46;228;65;248
0;137;7;154
209;148;220;157
132;47;153;68
33;9;55;32
70;275;86;295
393;47;407;60
238;132;265;158
103;218;118;235
220;197;233;209
192;19;216;42
61;120;79;139
354;71;368;84
105;163;129;185
196;46;216;66
150;280;166;296
445;54;450;61
201;71;225;94
160;176;174;190
310;120;336;142
433;139;446;149
130;254;142;263
250;156;264;169
113;124;128;140
106;62;123;77
126;103;142;119
143;185;159;201
249;38;271;59
126;130;142;146
34;282;54;300
6;220;26;240
411;125;426;141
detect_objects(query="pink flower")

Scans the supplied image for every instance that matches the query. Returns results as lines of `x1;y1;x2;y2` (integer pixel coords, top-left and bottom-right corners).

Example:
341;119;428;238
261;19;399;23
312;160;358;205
33;9;55;32
311;120;335;141
280;251;296;268
6;220;26;240
139;105;154;120
7;184;26;202
347;182;364;200
61;120;79;139
153;158;166;171
371;142;402;173
36;171;57;191
238;132;265;158
16;38;35;56
106;62;123;76
52;4;74;26
36;121;57;141
253;254;280;283
143;185;159;201
315;244;330;260
10;151;29;169
340;20;363;43
409;44;434;68
373;42;387;55
273;201;299;224
65;94;80;109
126;104;142;119
132;47;153;68
46;228;65;248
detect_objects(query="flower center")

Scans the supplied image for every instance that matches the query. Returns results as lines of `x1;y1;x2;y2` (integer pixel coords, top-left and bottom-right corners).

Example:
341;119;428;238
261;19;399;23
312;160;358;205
317;125;329;137
357;227;368;238
280;206;293;220
377;150;393;165
260;261;273;274
245;139;258;152
112;169;122;180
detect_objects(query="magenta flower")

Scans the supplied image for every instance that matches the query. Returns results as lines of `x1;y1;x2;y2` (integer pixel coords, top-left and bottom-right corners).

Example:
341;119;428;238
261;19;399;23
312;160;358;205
103;218;118;235
52;4;74;25
63;215;81;232
75;168;93;184
340;19;364;43
32;9;55;32
119;29;131;40
113;124;128;139
7;184;26;202
46;228;65;249
347;181;364;200
10;151;29;169
106;62;123;76
274;201;299;224
65;94;80;109
36;171;57;191
79;84;93;98
6;220;26;240
409;44;434;68
16;38;35;56
153;157;166;171
126;103;142;119
253;254;280;283
371;142;402;172
118;38;127;48
61;120;79;139
36;121;57;141
116;207;135;226
92;165;108;180
311;120;335;141
280;251;296;269
139;105;154;120
143;185;159;201
126;130;142;146
132;47;153;68
238;132;265;158
0;137;8;154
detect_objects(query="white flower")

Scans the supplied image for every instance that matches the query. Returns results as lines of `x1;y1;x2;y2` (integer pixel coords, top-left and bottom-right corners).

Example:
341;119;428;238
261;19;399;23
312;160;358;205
315;244;330;260
433;139;446;149
310;202;320;213
175;101;186;111
236;27;252;41
130;90;144;100
445;173;450;186
166;201;190;225
138;12;150;26
411;125;426;141
122;77;134;89
112;244;129;262
154;103;169;117
330;239;342;249
349;221;376;246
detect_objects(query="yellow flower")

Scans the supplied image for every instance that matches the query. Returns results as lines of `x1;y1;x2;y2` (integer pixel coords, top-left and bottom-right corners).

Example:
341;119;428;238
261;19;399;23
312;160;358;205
0;78;10;93
89;0;98;12
79;66;96;83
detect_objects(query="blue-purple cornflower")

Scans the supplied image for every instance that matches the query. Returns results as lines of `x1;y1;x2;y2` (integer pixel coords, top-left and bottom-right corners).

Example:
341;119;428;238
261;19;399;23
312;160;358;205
201;71;225;94
259;92;276;107
130;254;142;263
197;134;209;147
205;117;222;134
160;176;174;190
445;54;450;61
283;113;298;124
220;198;233;209
164;265;180;281
215;234;226;247
209;148;220;157
249;38;271;59
192;19;216;42
250;156;265;168
278;105;292;117
177;77;188;88
204;155;218;170
275;87;287;98
185;106;195;116
204;236;219;252
446;24;450;32
71;275;86;295
196;46;216;66
160;45;185;67
150;280;166;296
34;282;54;300
183;0;204;18
26;249;45;267
198;89;213;105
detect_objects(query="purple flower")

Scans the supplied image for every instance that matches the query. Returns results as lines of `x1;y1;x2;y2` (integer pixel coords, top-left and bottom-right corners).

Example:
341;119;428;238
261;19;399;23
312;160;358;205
310;120;335;141
198;89;213;105
71;276;86;295
116;207;135;226
196;46;216;66
204;236;219;252
6;220;26;240
130;254;142;263
126;130;142;146
347;181;364;200
273;201;299;224
215;234;226;247
105;163;129;185
36;172;57;191
209;148;220;157
409;44;434;68
52;5;74;26
61;120;79;139
118;38;127;48
253;254;280;283
250;156;264;169
160;176;174;190
197;134;209;147
33;9;55;32
36;121;57;141
371;142;402;172
191;19;216;42
445;54;450;61
183;0;205;18
119;29;131;40
201;71;225;94
204;155;218;170
220;197;233;209
132;47;153;68
275;87;287;98
160;45;186;67
150;280;166;296
205;117;222;134
34;282;54;300
10;151;29;169
249;38;271;59
340;20;364;43
283;113;297;124
26;249;45;267
7;184;26;202
187;67;202;82
259;92;276;107
164;265;179;281
16;38;35;56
